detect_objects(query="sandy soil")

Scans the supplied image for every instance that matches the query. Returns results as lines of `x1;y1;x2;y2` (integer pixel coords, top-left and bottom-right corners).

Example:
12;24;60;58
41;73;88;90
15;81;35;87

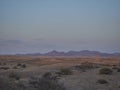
0;56;120;90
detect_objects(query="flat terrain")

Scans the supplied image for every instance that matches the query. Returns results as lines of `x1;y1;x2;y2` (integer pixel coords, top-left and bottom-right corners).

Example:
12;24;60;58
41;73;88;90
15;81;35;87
0;56;120;90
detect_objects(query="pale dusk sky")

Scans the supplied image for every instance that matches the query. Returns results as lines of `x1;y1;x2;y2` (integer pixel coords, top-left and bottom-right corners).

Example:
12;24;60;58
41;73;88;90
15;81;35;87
0;0;120;54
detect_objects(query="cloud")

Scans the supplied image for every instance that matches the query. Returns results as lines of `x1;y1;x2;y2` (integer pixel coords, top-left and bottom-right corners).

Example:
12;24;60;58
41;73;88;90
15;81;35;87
0;39;61;54
0;37;120;54
0;39;25;46
0;39;28;54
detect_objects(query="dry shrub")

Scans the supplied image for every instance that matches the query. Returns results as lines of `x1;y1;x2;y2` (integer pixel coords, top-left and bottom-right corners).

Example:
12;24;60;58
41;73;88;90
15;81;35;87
0;76;25;90
74;62;98;72
17;63;26;68
56;68;73;76
0;77;14;90
0;67;10;70
99;68;112;75
9;72;20;80
97;79;108;84
117;68;120;72
29;72;66;90
21;64;26;68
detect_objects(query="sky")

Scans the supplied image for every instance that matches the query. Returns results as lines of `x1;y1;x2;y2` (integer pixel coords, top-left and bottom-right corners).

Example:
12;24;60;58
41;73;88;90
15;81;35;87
0;0;120;54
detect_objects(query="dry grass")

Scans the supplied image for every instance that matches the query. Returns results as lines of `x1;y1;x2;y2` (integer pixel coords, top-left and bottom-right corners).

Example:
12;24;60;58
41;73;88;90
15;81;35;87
0;56;120;66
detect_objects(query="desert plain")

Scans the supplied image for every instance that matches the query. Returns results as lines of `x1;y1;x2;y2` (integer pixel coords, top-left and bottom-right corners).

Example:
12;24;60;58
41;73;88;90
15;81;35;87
0;56;120;90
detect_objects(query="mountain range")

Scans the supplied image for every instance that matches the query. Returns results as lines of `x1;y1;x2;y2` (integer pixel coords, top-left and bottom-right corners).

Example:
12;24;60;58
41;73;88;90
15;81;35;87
16;50;120;57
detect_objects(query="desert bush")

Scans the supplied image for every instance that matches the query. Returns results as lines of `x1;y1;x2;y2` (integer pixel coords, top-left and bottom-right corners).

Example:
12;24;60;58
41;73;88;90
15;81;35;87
112;66;120;72
17;63;21;66
74;65;86;72
21;64;26;68
81;62;95;68
13;66;18;69
43;72;58;81
117;68;120;72
17;63;26;68
3;62;6;65
0;66;10;70
16;81;26;90
74;62;97;72
0;77;13;90
9;72;20;80
29;72;66;90
99;68;112;75
42;72;52;78
57;68;73;75
97;79;108;84
112;66;118;69
0;76;25;90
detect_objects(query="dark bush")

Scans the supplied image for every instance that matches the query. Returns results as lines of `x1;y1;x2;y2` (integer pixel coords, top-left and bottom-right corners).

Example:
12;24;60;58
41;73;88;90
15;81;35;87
97;79;108;84
43;72;52;78
81;62;95;68
16;81;26;90
117;68;120;72
74;62;97;72
0;76;25;90
21;64;26;68
13;66;18;69
0;77;16;90
9;72;20;80
29;72;66;90
58;68;73;75
17;63;21;66
99;68;112;75
3;62;6;65
112;66;118;69
0;67;10;70
17;63;26;68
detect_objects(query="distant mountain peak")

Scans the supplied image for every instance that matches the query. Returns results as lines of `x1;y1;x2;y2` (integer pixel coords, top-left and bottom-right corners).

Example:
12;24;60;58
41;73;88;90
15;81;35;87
49;50;59;53
16;50;120;57
44;50;65;56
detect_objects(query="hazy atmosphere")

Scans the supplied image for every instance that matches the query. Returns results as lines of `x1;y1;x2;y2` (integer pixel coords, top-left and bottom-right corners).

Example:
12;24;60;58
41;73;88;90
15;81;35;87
0;0;120;54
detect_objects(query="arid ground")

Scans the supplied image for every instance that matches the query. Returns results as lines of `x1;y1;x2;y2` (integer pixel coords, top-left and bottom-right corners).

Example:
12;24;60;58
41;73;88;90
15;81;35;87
0;56;120;90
